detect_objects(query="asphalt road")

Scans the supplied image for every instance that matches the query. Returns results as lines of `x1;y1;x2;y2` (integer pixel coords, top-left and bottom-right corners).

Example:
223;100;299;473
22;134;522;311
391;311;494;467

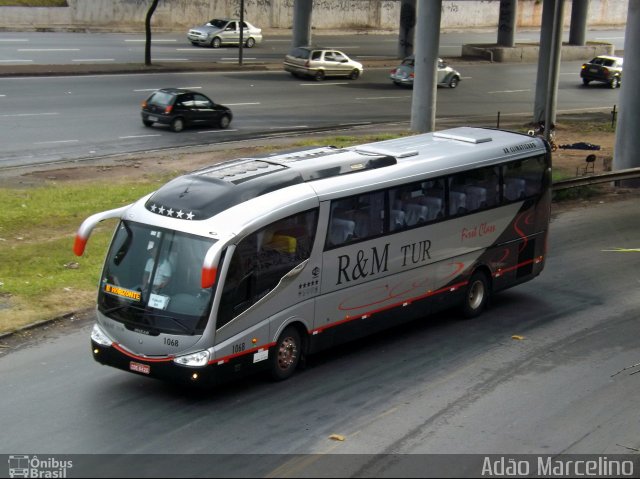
0;29;626;66
0;61;623;169
1;196;639;476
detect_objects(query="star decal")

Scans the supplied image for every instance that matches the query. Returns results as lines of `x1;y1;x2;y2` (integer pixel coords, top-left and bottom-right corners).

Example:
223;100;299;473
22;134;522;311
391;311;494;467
158;206;165;215
150;204;157;212
176;210;184;218
167;208;174;217
186;211;194;220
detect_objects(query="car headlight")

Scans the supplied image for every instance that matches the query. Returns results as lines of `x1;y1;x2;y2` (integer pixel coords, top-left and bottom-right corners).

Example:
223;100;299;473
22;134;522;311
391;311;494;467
91;324;113;346
173;350;210;367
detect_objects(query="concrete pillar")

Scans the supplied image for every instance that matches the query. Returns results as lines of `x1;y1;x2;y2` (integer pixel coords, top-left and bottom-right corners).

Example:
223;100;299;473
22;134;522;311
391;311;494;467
569;0;589;46
398;0;416;58
613;0;640;172
497;0;517;47
533;0;555;124
544;0;565;138
410;0;442;133
291;0;313;49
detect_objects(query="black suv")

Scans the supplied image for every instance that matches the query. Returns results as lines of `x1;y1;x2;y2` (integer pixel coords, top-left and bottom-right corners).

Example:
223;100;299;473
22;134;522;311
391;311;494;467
580;55;623;88
141;88;233;132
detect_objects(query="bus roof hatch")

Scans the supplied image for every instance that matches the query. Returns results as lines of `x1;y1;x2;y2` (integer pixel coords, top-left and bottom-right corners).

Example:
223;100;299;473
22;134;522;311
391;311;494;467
434;127;493;144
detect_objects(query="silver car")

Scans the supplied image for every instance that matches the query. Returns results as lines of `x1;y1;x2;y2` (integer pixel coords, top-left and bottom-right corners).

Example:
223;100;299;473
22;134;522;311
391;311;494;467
390;56;461;88
187;18;262;48
283;47;363;81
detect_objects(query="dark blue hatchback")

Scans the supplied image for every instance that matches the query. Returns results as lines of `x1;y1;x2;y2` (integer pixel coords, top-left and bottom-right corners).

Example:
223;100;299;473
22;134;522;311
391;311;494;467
141;88;233;132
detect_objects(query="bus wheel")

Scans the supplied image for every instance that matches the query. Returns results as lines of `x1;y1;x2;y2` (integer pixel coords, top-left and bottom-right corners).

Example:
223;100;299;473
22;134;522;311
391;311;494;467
270;326;301;381
461;270;490;319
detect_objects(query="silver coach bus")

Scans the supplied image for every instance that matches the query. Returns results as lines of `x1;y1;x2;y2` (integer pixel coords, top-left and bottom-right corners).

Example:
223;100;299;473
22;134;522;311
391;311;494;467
74;127;551;386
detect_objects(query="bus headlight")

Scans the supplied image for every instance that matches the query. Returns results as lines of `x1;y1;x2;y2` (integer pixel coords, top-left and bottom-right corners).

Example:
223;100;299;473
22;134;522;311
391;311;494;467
91;324;113;346
173;350;209;367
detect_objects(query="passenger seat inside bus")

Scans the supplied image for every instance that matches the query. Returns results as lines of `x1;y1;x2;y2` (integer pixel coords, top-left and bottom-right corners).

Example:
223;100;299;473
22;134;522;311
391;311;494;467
329;218;356;246
403;203;428;226
422;196;443;220
504;177;526;201
390;209;405;231
449;191;467;215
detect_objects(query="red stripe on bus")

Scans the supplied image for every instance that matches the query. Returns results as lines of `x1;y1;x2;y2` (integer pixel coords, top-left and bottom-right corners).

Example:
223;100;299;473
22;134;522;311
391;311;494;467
493;256;542;276
311;280;469;334
210;342;277;365
112;343;174;363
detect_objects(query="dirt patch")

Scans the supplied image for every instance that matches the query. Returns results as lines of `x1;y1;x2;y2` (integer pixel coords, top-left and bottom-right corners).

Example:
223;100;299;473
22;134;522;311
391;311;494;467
1;120;617;188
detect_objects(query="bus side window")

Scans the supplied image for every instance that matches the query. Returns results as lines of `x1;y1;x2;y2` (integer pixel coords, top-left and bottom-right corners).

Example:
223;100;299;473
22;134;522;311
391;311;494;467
503;156;545;201
217;209;318;329
448;166;499;214
327;192;384;248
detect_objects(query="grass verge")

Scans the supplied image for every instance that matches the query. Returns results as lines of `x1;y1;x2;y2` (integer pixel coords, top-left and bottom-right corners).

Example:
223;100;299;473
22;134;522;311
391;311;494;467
0;134;406;335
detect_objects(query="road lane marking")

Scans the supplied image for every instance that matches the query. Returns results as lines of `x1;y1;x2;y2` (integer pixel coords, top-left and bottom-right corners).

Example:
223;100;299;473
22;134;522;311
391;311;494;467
0;59;33;63
72;58;115;62
124;39;178;42
119;134;162;139
356;95;411;100
269;125;308;129
198;129;238;134
34;139;79;145
153;58;190;61
0;112;58;118
18;48;80;52
0;39;29;42
300;82;349;86
225;102;260;106
487;89;531;94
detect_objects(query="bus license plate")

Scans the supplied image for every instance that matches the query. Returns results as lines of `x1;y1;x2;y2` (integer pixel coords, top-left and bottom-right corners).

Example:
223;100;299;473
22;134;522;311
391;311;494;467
130;361;150;374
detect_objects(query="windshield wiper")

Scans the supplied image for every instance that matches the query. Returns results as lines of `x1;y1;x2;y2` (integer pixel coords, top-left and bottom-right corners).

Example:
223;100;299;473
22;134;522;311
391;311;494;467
100;301;195;335
143;310;194;334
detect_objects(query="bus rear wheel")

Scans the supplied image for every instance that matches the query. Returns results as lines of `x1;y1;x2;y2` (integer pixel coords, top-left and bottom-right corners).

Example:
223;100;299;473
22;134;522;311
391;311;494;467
461;270;490;319
270;326;301;381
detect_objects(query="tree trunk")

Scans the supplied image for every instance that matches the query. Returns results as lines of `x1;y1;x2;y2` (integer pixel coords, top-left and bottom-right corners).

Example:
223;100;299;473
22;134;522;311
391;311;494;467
145;0;160;66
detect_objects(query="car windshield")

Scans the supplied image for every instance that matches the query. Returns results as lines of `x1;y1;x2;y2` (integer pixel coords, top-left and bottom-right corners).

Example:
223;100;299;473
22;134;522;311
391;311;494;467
98;221;217;335
401;57;414;67
147;91;174;107
590;57;616;67
208;19;227;28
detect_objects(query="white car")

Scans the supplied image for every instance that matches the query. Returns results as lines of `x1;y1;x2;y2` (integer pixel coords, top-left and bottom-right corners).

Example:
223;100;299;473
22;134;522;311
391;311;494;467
187;18;262;48
390;56;461;88
284;47;363;81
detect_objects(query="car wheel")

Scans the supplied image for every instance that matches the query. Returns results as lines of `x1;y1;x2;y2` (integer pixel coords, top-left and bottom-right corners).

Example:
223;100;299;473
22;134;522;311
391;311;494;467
245;37;256;48
461;270;490;319
269;326;302;381
582;78;590;86
211;37;222;48
170;117;185;132
449;76;459;88
218;114;231;129
142;119;154;127
190;41;198;47
349;69;360;80
610;77;619;89
314;70;325;81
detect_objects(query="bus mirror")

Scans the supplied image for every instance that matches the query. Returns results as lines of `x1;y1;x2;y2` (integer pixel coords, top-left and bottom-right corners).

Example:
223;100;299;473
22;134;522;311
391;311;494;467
73;205;129;257
201;244;223;289
201;266;218;289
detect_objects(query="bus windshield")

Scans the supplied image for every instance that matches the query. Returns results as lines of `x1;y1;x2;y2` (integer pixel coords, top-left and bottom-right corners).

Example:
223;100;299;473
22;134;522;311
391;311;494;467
98;221;217;335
